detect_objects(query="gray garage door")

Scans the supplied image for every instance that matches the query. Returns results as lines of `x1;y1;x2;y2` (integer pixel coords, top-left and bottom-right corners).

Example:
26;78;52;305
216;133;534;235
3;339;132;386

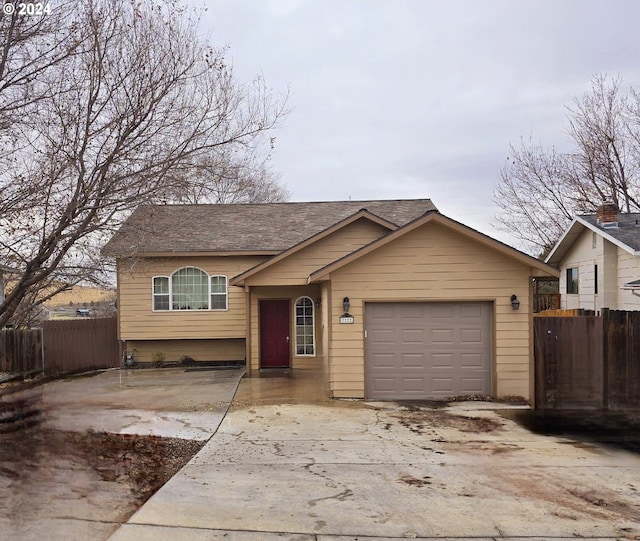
365;302;492;399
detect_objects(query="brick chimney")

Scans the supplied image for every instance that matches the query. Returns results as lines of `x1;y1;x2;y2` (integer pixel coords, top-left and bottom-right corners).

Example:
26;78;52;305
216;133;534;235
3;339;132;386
596;200;618;228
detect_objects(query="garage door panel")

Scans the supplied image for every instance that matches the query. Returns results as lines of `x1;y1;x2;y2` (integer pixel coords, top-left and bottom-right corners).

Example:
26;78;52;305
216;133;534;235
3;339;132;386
401;377;426;392
431;329;453;344
365;302;492;400
460;352;484;368
401;304;424;318
401;353;425;368
459;303;483;318
430;377;455;393
460;377;488;393
430;304;454;318
460;328;483;344
370;377;396;393
401;329;424;343
370;352;395;368
430;352;454;369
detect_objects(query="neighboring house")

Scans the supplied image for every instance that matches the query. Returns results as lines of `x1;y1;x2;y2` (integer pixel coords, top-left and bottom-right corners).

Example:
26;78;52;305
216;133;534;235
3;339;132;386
545;201;640;311
0;264;18;306
102;200;558;401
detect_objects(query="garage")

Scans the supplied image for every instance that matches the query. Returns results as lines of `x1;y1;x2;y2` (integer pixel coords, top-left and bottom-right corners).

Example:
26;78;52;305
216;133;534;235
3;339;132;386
365;302;493;400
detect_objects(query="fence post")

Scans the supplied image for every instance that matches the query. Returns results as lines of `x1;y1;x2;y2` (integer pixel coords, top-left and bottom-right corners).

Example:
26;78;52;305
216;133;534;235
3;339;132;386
602;307;609;411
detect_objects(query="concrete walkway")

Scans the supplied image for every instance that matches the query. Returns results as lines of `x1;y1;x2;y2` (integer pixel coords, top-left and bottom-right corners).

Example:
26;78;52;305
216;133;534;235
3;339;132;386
109;367;640;541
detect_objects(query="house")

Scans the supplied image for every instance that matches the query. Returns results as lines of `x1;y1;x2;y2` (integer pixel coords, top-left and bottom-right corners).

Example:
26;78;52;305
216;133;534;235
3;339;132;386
0;264;18;306
102;199;559;401
545;201;640;311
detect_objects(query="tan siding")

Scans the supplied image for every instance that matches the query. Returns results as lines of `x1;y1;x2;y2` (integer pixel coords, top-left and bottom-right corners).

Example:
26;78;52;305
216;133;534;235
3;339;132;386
125;339;245;363
118;256;267;340
327;222;534;399
245;219;390;286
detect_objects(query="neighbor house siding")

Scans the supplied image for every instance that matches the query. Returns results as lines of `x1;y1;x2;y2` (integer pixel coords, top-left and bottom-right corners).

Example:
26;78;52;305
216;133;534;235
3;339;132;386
243;219;390;286
617;248;640;310
559;228;603;311
325;222;534;400
117;255;267;340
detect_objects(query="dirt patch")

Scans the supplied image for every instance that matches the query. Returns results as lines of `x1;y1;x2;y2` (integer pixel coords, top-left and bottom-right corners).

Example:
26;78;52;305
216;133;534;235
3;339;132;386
393;407;503;435
398;474;432;487
0;423;205;534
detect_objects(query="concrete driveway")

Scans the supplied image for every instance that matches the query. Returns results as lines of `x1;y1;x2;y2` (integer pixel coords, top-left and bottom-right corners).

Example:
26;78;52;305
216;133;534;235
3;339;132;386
109;367;640;541
0;367;244;541
40;366;244;439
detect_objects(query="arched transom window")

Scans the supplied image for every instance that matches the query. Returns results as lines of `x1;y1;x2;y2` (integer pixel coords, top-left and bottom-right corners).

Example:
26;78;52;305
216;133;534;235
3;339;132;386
152;267;227;311
295;296;315;356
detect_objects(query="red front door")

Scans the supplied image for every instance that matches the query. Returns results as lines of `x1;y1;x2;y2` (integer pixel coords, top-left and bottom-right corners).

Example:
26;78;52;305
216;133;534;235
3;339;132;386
259;299;291;368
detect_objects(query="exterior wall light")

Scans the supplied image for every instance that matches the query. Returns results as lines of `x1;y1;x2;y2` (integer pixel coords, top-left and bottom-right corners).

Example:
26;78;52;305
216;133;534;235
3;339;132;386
315;297;321;308
511;294;520;311
342;297;350;314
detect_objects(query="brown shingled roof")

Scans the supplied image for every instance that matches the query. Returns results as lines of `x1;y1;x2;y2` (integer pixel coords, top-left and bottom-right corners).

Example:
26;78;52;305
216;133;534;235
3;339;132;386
101;199;437;256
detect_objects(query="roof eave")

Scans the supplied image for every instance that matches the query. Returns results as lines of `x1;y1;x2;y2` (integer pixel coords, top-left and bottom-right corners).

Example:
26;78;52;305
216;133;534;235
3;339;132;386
546;216;640;266
104;250;280;258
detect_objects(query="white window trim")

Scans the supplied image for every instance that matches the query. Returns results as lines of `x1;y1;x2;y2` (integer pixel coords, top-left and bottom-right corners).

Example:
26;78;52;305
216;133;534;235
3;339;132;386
210;275;228;311
151;268;229;312
294;296;315;357
566;267;579;295
152;275;170;311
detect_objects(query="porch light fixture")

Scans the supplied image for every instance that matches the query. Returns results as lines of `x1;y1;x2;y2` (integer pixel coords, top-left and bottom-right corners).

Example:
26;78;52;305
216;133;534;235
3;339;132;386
510;294;520;311
316;297;322;308
342;296;350;314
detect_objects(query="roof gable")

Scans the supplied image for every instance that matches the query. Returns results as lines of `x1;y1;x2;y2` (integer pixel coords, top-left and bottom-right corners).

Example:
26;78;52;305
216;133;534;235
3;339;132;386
309;211;559;283
230;209;397;286
101;199;436;256
545;213;640;266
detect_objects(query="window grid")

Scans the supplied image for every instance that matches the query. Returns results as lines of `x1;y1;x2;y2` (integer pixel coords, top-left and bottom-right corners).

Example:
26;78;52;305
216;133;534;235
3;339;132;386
151;268;228;311
210;276;228;310
295;297;315;356
153;276;169;311
172;267;209;310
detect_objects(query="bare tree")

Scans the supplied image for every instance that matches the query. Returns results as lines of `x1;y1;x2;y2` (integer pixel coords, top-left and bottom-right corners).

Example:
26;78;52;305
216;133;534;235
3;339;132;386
173;149;290;204
0;0;288;327
493;75;640;257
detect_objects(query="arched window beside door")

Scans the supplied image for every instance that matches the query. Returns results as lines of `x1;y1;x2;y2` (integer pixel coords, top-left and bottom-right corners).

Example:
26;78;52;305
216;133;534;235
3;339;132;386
295;296;315;356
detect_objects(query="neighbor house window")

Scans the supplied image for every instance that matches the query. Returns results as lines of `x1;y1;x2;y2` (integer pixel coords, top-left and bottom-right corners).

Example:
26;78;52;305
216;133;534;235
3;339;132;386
152;267;228;311
295;296;315;356
566;267;579;294
594;264;598;295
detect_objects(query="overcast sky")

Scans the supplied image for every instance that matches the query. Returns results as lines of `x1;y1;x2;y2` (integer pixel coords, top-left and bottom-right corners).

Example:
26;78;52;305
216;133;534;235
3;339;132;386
201;0;640;249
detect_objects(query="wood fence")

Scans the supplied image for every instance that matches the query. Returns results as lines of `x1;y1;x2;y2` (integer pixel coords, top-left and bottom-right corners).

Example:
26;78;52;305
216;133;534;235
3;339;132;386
1;317;119;377
0;328;43;374
535;309;640;412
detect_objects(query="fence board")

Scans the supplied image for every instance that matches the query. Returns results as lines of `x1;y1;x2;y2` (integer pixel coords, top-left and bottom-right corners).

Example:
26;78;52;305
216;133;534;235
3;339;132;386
605;310;640;411
534;317;603;410
535;310;640;413
41;317;119;374
0;328;43;373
